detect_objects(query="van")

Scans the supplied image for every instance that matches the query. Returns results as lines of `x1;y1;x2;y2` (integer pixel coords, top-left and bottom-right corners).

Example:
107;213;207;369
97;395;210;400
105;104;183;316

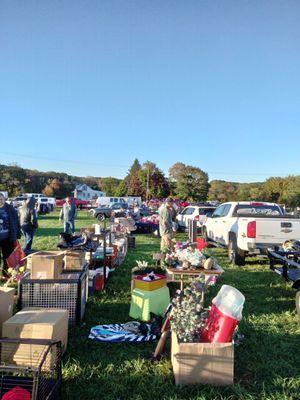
95;196;141;207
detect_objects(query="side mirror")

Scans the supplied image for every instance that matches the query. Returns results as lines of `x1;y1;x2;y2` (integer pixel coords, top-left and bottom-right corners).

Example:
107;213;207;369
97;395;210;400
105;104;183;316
206;212;213;218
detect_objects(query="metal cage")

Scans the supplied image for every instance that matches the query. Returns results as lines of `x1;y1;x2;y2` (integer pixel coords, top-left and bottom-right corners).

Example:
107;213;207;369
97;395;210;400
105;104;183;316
19;266;88;325
0;338;62;400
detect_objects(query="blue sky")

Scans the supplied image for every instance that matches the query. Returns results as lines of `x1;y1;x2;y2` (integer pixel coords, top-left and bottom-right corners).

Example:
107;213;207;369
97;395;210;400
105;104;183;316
0;0;299;182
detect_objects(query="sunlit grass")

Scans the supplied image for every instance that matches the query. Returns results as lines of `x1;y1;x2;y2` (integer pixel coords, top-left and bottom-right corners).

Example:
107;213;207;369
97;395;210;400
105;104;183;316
16;211;300;399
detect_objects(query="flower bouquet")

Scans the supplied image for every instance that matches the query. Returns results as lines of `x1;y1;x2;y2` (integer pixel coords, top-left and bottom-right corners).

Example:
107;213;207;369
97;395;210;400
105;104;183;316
132;260;165;276
5;264;27;286
170;275;208;343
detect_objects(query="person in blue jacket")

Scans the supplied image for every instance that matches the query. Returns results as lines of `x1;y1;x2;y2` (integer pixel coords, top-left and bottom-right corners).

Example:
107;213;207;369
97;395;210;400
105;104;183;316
59;196;77;234
0;193;21;277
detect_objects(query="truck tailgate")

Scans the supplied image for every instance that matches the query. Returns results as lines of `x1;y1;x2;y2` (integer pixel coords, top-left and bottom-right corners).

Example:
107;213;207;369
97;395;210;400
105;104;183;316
256;218;300;244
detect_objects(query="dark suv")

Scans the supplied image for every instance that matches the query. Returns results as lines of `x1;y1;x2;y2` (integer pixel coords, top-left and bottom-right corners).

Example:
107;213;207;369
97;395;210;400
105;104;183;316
91;203;129;221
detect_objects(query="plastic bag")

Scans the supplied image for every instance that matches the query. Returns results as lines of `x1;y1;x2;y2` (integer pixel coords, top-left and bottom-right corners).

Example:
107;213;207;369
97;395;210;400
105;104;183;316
6;241;26;269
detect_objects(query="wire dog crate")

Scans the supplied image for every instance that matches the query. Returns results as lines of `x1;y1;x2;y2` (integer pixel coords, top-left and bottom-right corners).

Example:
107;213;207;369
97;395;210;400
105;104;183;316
0;338;62;400
19;266;88;326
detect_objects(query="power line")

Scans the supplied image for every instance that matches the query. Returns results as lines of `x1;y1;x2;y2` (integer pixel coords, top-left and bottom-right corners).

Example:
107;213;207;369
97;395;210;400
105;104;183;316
0;152;129;169
0;151;294;177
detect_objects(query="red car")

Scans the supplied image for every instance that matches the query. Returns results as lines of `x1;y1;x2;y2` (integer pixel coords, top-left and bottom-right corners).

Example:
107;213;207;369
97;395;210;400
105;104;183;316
55;197;90;209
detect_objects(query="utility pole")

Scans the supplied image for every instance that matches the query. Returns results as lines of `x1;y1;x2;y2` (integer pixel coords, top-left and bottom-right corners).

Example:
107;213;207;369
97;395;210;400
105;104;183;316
146;167;150;201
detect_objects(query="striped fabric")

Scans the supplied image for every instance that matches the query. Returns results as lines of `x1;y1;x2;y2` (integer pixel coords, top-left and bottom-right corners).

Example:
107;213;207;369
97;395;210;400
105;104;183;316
88;322;157;343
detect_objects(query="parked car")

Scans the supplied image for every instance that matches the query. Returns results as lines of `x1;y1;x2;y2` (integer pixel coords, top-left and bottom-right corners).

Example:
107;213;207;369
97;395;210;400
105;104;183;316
11;196;28;208
91;203;129;221
37;197;55;213
202;201;300;266
176;205;217;231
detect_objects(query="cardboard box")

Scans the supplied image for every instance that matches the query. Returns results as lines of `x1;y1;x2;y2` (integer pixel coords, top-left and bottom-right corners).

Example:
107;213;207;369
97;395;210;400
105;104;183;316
30;251;64;279
2;308;69;358
133;274;167;291
0;287;15;336
171;332;234;386
63;250;86;270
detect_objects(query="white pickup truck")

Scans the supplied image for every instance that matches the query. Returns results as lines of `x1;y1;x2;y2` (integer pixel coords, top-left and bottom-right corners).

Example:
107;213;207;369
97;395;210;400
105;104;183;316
202;201;300;265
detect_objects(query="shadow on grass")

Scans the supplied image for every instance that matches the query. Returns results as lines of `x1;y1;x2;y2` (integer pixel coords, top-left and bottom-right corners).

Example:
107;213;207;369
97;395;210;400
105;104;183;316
36;227;63;237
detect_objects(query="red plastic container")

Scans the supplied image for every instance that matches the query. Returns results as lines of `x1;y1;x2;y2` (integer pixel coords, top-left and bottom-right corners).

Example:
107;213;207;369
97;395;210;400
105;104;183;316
201;304;238;343
197;237;208;251
95;274;105;291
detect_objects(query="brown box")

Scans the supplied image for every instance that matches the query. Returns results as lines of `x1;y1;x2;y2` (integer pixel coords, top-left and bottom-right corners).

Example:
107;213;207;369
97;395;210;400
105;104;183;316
171;332;234;386
30;251;64;279
0;287;15;336
2;308;69;358
64;250;86;270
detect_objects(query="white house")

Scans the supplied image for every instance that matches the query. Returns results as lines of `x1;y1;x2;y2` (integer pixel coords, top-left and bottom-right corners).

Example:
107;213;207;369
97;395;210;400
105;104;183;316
73;184;105;200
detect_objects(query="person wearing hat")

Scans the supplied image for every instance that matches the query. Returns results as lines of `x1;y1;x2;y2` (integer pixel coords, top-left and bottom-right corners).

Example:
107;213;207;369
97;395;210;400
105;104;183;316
159;198;174;252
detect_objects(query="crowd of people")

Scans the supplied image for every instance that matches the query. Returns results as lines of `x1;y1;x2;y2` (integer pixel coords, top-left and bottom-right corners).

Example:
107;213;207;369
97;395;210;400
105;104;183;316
0;193;178;279
0;193;78;279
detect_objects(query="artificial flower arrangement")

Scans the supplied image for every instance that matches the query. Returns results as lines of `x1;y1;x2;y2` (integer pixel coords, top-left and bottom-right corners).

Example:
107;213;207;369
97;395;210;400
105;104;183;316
132;260;165;276
140;215;160;225
163;242;217;271
170;275;209;343
176;248;206;267
5;264;27;286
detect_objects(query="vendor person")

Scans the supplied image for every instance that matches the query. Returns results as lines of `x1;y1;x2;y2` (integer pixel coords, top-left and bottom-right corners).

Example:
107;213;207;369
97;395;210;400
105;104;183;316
60;196;77;234
0;193;21;277
159;197;174;252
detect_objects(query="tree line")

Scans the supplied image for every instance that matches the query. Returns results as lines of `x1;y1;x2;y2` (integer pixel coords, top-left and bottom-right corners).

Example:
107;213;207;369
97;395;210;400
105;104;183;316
0;162;299;207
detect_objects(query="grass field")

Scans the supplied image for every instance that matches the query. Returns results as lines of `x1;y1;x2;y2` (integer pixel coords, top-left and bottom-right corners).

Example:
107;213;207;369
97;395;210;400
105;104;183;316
13;211;300;399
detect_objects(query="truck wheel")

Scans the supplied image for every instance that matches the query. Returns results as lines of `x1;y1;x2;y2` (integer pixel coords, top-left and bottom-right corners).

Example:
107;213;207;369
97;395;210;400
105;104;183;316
97;213;105;222
228;235;245;266
296;291;300;317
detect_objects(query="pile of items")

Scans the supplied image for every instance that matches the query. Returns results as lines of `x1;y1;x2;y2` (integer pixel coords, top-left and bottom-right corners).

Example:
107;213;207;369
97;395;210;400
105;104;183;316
170;280;245;385
0;221;131;400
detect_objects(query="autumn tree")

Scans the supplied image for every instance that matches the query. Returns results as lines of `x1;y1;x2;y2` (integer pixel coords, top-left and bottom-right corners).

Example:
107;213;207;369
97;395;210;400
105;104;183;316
169;163;209;201
139;161;170;198
99;177;121;196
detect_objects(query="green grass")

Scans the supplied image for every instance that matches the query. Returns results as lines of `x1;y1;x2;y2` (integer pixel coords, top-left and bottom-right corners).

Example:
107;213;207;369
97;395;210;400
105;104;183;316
17;212;300;399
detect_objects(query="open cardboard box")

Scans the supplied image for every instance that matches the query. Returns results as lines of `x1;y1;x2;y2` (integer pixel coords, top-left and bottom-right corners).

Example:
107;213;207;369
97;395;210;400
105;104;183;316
63;250;86;270
171;332;234;386
27;251;64;279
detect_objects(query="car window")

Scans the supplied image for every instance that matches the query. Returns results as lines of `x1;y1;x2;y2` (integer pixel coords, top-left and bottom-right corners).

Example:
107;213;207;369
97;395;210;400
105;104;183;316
110;198;113;202
184;207;195;215
212;205;225;218
199;207;216;215
233;204;281;216
180;207;189;215
221;204;231;217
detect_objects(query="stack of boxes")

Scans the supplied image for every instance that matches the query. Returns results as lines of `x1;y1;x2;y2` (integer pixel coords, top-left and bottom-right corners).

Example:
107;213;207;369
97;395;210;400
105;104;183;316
19;250;88;326
0;224;129;398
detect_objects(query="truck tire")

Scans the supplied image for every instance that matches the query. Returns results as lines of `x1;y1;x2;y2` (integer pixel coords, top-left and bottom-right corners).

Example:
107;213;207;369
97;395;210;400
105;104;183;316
228;235;246;266
97;213;105;222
